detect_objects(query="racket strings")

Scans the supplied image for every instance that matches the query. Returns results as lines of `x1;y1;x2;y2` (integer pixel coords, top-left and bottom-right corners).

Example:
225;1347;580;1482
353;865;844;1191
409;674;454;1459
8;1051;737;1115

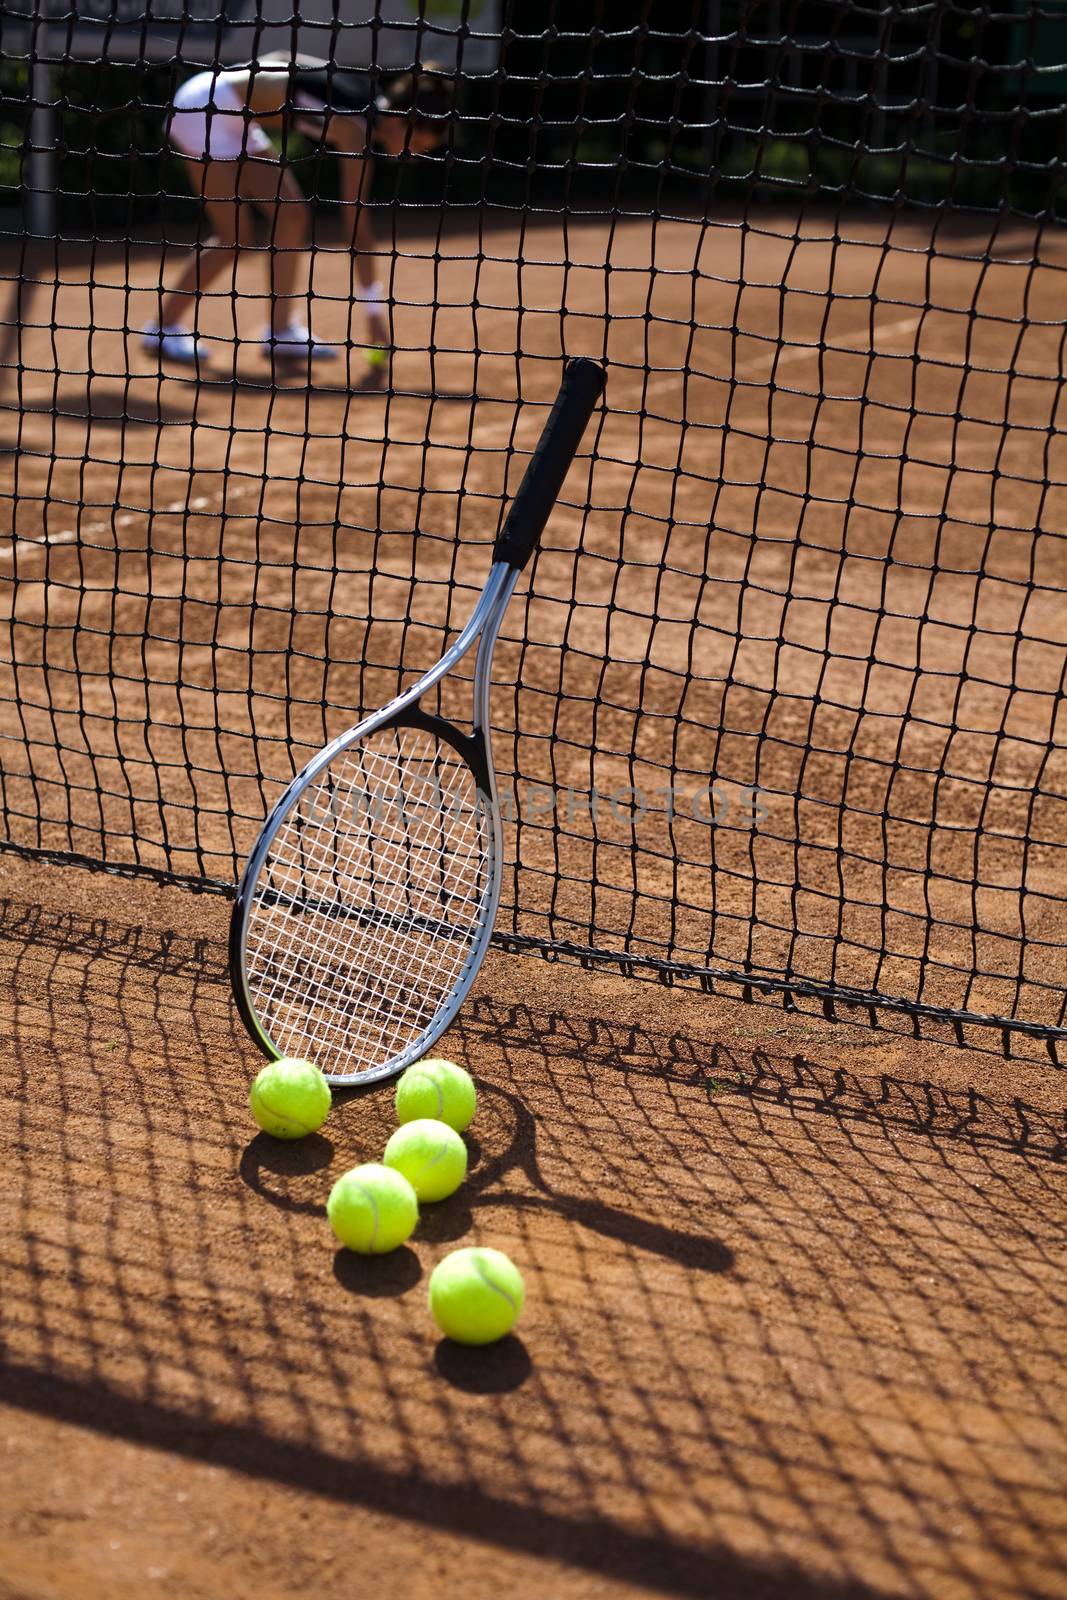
243;726;491;1077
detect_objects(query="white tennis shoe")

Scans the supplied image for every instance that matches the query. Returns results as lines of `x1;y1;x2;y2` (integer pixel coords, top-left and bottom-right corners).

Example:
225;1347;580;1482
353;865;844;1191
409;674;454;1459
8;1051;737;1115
263;323;339;361
142;322;209;364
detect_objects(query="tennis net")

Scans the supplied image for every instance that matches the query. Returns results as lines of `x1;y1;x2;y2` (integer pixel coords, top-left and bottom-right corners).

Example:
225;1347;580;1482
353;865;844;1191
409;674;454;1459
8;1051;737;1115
0;1;1064;1056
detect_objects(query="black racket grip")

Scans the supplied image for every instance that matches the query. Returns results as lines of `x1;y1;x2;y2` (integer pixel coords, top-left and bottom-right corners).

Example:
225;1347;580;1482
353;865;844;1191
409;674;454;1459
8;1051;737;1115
493;357;606;572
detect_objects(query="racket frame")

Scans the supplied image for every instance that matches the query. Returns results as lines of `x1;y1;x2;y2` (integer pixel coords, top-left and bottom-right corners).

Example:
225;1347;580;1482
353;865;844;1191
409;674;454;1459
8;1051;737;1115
229;562;520;1082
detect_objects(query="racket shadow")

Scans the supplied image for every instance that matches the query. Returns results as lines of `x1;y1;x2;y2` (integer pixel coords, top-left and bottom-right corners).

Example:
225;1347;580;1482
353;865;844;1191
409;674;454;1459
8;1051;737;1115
458;1084;734;1274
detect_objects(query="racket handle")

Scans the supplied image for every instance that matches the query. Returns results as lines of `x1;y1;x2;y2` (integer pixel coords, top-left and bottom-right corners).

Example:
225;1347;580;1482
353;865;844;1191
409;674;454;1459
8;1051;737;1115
494;357;606;571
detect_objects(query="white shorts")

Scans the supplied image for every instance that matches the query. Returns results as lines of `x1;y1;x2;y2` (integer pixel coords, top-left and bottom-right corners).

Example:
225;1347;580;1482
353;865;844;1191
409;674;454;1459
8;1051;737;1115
169;71;274;161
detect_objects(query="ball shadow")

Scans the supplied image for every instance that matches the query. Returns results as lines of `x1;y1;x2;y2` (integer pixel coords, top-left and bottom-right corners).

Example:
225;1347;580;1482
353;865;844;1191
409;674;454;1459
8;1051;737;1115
434;1335;532;1393
332;1245;422;1298
246;1131;335;1175
409;1193;475;1246
238;1131;334;1216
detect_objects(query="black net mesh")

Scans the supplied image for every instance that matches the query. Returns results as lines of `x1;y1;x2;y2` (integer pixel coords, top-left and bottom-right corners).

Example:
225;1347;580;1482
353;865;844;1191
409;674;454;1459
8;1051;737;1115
0;1;1065;1055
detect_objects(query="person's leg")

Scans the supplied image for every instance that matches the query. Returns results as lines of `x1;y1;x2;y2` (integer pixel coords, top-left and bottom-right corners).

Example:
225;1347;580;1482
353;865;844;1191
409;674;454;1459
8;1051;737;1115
233;159;311;337
233;159;338;358
153;140;331;360
157;158;246;329
146;157;254;362
329;118;389;383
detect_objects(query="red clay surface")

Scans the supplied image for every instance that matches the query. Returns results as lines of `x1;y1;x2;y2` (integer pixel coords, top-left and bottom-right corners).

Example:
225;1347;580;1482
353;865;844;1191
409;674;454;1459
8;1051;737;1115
0;854;1065;1599
0;205;1064;1597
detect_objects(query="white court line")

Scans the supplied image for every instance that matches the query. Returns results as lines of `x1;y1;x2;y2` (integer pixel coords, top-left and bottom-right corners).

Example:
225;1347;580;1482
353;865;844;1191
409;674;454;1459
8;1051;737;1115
0;530;80;558
638;314;922;395
399;313;923;473
421;313;924;470
734;313;922;376
289;317;924;470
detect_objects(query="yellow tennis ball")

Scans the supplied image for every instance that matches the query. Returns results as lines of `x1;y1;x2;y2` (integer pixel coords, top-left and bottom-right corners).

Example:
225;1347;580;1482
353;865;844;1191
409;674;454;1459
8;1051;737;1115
327;1163;419;1253
395;1057;477;1132
428;1247;525;1345
383;1118;467;1202
249;1057;331;1139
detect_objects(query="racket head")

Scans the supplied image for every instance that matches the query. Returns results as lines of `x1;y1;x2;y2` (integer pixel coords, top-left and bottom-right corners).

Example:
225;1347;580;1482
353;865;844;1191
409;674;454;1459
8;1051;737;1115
230;709;501;1085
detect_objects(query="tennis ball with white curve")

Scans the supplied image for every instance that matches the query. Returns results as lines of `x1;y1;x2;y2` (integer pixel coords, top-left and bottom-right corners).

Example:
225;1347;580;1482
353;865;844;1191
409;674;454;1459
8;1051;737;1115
327;1163;419;1253
383;1118;467;1202
248;1057;331;1139
428;1247;525;1345
395;1057;477;1132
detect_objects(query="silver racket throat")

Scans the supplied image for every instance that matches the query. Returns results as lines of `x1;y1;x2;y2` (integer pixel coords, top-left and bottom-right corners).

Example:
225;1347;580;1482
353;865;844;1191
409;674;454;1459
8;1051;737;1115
231;562;520;1084
269;563;517;797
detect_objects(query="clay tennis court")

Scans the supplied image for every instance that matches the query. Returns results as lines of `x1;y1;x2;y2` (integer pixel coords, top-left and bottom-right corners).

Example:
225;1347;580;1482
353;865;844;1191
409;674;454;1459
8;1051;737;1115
0;202;1065;1599
4;207;1065;1028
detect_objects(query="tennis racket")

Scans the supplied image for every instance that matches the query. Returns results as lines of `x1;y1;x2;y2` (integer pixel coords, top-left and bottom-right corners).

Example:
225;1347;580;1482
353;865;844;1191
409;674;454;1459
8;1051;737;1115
230;357;606;1084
